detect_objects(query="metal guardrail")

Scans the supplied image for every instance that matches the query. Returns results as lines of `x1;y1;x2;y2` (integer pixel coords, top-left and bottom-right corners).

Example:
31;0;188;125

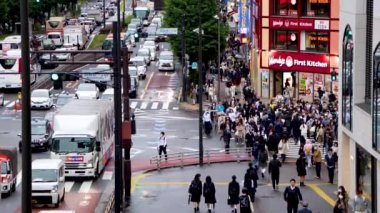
150;147;252;170
104;190;115;213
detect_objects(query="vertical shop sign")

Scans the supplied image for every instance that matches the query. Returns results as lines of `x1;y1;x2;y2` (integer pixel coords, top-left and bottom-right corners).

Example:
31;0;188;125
239;0;250;35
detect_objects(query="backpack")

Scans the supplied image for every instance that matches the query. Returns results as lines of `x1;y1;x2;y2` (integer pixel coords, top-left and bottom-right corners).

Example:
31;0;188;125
188;181;198;194
229;182;238;195
204;184;210;195
239;195;250;208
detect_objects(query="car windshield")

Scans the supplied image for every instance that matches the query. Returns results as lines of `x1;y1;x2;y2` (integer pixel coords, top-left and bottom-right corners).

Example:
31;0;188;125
32;169;57;182
0;162;7;174
101;94;113;100
31;90;49;97
131;60;144;66
48;34;61;39
144;41;155;47
32;124;46;135
51;137;94;154
138;50;149;56
56;95;73;106
160;54;173;60
77;84;95;91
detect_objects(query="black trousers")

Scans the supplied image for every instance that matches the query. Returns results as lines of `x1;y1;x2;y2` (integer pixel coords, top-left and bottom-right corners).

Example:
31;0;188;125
287;202;298;213
271;173;279;189
158;145;167;160
315;162;321;178
327;167;335;183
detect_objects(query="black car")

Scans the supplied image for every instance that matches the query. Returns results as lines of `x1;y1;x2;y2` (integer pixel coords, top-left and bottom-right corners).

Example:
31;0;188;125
18;118;53;152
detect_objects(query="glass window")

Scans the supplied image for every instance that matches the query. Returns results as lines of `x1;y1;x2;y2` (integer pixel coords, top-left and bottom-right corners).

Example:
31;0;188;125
356;147;375;212
342;25;353;130
273;0;298;16
304;32;329;53
272;30;298;50
301;0;330;17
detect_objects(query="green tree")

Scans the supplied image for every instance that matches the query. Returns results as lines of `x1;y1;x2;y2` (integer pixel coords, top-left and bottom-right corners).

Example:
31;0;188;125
0;0;9;32
164;0;228;63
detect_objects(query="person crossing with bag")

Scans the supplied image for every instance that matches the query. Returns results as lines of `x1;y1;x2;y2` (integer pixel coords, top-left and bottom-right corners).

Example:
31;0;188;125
188;174;202;212
157;131;168;161
240;187;254;213
228;175;240;213
203;176;216;213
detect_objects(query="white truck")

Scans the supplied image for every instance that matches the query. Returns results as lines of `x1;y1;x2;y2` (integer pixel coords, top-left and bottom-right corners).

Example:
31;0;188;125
50;99;114;179
63;25;88;50
87;9;104;26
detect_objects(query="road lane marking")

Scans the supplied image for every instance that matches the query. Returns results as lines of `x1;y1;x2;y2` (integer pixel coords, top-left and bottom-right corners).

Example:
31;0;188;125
16;171;22;187
130;101;138;109
140;102;148;109
162;102;169;110
3;100;10;106
131;173;150;193
182;147;199;151
102;171;113;180
308;184;335;206
65;181;75;192
78;180;93;193
172;107;179;110
5;101;15;108
141;72;154;99
151;102;159;109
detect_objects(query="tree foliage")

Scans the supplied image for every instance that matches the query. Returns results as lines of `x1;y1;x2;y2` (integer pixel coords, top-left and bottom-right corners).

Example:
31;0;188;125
164;0;228;63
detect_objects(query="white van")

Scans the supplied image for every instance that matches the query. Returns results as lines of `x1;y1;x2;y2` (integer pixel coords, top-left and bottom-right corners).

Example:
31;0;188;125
32;159;65;207
158;51;175;71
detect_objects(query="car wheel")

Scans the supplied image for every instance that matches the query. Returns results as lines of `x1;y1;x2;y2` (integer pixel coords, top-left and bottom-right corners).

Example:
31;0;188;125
61;189;65;201
143;75;146;80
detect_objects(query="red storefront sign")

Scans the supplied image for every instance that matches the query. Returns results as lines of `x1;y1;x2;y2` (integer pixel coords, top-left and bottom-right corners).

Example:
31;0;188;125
269;18;329;30
268;51;330;74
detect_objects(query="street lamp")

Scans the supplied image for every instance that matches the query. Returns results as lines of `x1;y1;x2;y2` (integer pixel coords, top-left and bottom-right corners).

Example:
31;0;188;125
216;0;221;102
198;0;204;165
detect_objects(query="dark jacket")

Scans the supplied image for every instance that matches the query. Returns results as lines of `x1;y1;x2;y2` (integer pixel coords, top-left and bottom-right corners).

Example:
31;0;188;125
228;181;240;205
296;157;307;176
203;182;216;204
268;159;282;176
189;180;202;202
298;207;313;213
284;186;303;204
325;154;337;168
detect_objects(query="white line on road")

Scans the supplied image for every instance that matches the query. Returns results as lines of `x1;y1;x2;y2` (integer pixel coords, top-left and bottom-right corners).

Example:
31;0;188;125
78;180;93;193
140;102;148;109
182;147;199;152
172;107;179;110
141;72;154;99
102;171;113;180
130;101;138;109
5;101;15;108
16;171;22;187
2;100;10;106
151;102;159;109
162;102;169;110
65;181;75;192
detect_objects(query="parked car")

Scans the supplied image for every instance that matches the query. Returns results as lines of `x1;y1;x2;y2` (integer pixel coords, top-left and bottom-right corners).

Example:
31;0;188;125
129;56;147;80
75;83;99;99
31;89;53;110
18;118;53;152
158;51;175;71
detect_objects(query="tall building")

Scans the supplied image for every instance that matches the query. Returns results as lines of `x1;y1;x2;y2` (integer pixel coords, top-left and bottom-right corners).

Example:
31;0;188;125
339;0;379;211
257;0;339;102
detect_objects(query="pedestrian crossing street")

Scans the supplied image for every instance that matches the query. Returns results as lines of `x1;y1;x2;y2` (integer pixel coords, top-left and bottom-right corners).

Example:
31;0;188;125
286;139;326;159
130;100;179;111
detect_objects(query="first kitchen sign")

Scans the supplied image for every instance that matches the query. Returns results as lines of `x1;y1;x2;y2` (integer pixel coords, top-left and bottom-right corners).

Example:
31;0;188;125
268;51;330;74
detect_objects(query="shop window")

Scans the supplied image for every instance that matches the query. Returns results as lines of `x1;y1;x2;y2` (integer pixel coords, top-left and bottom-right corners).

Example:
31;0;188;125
272;30;298;50
301;0;330;17
373;42;380;151
342;25;353;130
273;0;298;16
356;146;376;212
304;32;329;53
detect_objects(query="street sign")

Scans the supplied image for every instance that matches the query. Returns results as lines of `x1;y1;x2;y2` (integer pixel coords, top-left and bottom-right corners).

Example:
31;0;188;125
157;28;178;35
191;62;198;69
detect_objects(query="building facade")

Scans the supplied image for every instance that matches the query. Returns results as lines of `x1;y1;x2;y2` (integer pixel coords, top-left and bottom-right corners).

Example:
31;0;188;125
339;0;380;212
257;0;339;102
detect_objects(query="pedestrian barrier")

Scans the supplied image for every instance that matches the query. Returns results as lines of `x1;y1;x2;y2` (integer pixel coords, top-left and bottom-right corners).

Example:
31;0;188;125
104;190;114;213
150;147;253;170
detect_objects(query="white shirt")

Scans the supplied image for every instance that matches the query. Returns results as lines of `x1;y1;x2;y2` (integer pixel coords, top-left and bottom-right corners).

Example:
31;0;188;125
158;136;167;147
203;111;212;122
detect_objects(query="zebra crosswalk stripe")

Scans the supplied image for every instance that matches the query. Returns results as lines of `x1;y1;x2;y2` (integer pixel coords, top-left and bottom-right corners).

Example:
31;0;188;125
78;180;93;193
65;181;75;192
130;101;138;109
162;102;169;110
151;102;159;109
140;102;148;109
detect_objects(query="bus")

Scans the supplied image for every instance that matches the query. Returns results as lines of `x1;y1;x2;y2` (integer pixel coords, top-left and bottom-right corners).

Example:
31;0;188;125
0;49;39;89
0;35;22;54
133;7;149;20
102;33;126;62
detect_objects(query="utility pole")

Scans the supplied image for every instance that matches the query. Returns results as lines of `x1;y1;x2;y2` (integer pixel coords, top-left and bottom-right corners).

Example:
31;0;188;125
20;0;32;211
198;0;204;166
103;0;106;27
122;47;132;207
217;0;221;102
181;14;187;102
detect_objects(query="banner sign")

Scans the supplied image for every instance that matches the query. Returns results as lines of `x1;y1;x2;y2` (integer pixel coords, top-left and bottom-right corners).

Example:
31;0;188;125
269;18;330;30
239;0;250;35
268;51;330;74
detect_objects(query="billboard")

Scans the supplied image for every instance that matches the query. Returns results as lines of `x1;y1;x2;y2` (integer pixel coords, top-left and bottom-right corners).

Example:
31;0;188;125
238;0;250;35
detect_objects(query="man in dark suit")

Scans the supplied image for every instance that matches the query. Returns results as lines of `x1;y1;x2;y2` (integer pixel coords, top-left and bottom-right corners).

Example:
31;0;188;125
284;179;303;213
268;154;282;190
325;148;337;184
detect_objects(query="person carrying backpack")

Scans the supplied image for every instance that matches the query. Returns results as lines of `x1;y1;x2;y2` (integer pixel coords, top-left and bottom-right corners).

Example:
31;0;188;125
188;173;202;212
240;187;254;213
228;175;240;213
268;154;282;191
203;176;216;213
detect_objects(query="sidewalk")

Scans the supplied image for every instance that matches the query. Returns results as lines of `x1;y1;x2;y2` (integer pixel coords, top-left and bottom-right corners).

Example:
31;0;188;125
126;162;338;213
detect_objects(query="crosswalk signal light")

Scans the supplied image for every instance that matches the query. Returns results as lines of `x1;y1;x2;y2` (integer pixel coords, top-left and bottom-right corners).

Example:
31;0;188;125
51;73;63;90
331;69;337;82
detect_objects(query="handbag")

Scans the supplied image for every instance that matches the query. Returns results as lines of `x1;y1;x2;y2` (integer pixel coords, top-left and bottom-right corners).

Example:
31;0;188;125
188;194;192;205
227;196;231;205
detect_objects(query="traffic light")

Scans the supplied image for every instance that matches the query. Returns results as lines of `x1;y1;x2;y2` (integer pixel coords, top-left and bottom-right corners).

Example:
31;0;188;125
331;70;338;81
51;73;63;90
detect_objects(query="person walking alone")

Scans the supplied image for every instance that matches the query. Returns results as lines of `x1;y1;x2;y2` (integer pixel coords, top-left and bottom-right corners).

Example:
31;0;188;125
296;153;307;187
325;148;337;184
228;175;240;213
284;179;303;213
239;188;254;213
278;136;290;163
313;146;322;179
203;176;216;213
157;131;168;161
268;154;282;190
188;173;202;212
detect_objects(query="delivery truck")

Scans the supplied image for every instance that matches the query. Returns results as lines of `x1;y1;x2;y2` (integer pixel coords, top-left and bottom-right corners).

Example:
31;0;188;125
50;99;114;179
63;25;88;50
0;147;17;198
